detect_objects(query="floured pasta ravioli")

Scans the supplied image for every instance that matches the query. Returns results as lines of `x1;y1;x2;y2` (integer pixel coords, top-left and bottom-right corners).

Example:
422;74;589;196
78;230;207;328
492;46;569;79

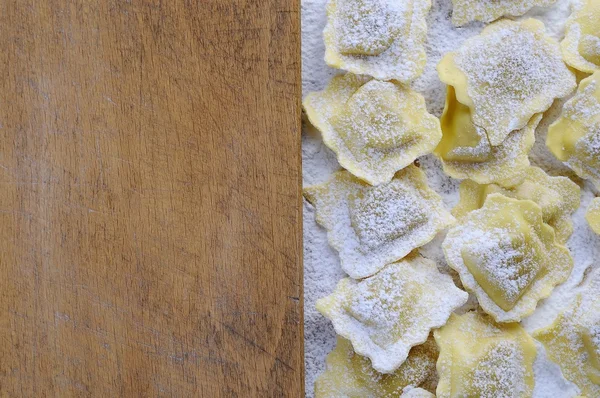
304;74;442;186
586;198;600;235
438;18;575;146
452;167;581;244
304;166;454;279
534;268;600;397
316;255;468;373
547;72;600;190
435;311;537;398
443;194;573;322
562;0;600;74
434;86;540;186
451;0;555;27
315;335;438;397
324;0;431;82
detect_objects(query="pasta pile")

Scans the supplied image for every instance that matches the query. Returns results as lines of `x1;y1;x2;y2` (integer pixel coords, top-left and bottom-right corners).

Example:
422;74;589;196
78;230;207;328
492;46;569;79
304;0;600;396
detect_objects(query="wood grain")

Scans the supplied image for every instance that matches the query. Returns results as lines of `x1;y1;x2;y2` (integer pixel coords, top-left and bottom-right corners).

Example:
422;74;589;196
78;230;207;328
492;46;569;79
0;1;302;396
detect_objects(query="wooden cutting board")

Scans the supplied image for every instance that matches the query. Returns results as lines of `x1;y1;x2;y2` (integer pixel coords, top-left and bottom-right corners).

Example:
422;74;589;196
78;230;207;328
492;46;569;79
0;1;303;396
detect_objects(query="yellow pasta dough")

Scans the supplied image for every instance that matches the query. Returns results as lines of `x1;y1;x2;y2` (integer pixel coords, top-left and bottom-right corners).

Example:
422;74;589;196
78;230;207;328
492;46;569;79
562;0;600;74
586;198;600;235
533;268;600;397
304;165;455;279
304;74;442;186
316;255;468;373
452;167;581;244
324;0;430;82
547;72;600;190
451;0;556;27
434;86;541;186
438;18;575;146
443;194;573;322
435;311;537;398
315;335;438;397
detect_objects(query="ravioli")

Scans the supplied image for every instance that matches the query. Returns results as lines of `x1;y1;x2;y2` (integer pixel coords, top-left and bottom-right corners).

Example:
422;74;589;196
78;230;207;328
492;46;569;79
315;335;438;397
443;194;573;322
304;74;442;186
452;167;581;244
324;0;431;82
562;0;600;74
434;86;540;186
547;72;600;190
586;198;600;235
316;255;468;373
533;268;600;397
451;0;556;27
304;165;455;279
435;311;537;398
438;18;575;146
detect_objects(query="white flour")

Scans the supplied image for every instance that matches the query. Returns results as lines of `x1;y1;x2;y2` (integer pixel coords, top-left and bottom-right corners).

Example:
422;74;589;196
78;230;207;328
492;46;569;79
302;0;598;396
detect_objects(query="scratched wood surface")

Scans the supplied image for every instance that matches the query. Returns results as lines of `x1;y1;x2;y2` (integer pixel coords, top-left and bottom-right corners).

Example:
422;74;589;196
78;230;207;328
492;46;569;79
0;1;302;396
